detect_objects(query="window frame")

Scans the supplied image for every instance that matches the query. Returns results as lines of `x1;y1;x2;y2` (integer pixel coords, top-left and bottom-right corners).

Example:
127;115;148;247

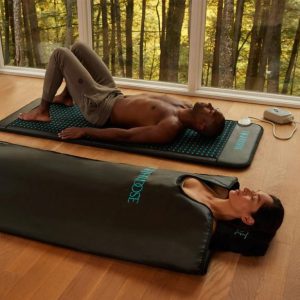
0;0;299;107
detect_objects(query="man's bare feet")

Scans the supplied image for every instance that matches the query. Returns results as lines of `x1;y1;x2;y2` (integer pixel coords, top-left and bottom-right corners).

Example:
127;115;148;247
19;106;51;122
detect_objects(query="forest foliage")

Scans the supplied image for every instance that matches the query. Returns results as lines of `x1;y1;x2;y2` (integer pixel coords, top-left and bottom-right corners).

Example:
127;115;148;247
0;0;299;97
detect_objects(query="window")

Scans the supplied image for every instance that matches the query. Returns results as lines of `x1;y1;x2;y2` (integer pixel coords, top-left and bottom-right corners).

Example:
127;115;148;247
0;0;299;103
0;0;78;68
91;0;190;84
203;0;300;97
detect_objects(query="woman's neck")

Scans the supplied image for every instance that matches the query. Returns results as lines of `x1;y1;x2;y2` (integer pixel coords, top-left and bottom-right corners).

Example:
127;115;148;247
203;197;235;220
181;177;237;220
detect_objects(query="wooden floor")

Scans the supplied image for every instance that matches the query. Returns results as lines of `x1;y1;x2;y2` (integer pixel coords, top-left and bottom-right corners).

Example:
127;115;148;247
0;75;299;300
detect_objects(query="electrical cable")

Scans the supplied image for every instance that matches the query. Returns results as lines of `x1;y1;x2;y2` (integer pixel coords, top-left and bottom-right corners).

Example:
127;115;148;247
249;116;297;140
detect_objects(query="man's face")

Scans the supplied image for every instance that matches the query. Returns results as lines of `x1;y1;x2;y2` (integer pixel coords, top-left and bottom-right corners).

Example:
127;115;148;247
191;102;224;134
192;102;220;117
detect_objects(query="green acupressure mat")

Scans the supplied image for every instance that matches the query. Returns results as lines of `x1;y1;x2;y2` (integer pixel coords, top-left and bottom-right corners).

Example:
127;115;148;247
0;99;263;168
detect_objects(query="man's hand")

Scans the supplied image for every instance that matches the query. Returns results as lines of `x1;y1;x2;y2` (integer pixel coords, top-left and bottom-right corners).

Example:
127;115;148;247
58;127;86;139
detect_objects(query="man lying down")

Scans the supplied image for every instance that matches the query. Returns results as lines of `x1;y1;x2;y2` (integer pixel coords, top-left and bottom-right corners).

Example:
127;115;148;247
0;142;284;274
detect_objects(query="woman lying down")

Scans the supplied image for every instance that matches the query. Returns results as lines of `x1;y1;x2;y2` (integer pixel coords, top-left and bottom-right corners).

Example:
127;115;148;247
0;142;284;274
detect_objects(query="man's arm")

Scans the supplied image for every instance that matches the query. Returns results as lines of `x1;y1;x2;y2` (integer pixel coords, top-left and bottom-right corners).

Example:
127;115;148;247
58;118;183;144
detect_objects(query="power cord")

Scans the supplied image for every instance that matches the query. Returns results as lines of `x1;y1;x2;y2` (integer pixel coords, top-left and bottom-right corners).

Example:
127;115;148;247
248;116;297;140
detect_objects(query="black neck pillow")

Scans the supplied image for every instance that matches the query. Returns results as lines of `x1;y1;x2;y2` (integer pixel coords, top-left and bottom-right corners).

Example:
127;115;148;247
0;142;238;274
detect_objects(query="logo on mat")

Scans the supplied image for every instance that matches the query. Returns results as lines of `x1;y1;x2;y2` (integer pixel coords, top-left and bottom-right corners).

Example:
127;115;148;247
234;130;249;150
234;229;249;240
127;167;156;204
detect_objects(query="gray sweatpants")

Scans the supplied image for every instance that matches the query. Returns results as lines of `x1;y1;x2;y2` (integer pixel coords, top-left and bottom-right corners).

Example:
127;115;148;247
42;42;123;126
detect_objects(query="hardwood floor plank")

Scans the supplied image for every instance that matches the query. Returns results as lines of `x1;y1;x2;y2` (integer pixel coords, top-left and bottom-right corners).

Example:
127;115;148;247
4;246;69;300
282;213;300;300
0;234;30;270
30;251;89;300
5;240;45;275
58;256;113;300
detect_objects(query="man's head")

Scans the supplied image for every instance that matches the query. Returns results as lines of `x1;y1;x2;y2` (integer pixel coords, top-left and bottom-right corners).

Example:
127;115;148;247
190;102;225;137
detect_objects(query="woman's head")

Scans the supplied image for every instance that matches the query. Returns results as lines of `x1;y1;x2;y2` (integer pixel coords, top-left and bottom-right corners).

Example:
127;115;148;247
210;192;284;256
228;188;275;226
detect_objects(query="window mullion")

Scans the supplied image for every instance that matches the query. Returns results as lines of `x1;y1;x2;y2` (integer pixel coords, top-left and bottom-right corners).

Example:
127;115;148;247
187;0;207;92
0;36;4;68
77;0;93;47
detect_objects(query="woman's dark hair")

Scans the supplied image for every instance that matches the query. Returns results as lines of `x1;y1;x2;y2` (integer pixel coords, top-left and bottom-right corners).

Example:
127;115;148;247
210;195;284;256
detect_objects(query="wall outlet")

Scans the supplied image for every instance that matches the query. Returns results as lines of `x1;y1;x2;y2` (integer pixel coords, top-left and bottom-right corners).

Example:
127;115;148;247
263;107;294;124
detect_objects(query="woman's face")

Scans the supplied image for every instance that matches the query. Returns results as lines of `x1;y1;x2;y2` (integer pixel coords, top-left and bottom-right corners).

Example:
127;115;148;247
228;188;273;223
